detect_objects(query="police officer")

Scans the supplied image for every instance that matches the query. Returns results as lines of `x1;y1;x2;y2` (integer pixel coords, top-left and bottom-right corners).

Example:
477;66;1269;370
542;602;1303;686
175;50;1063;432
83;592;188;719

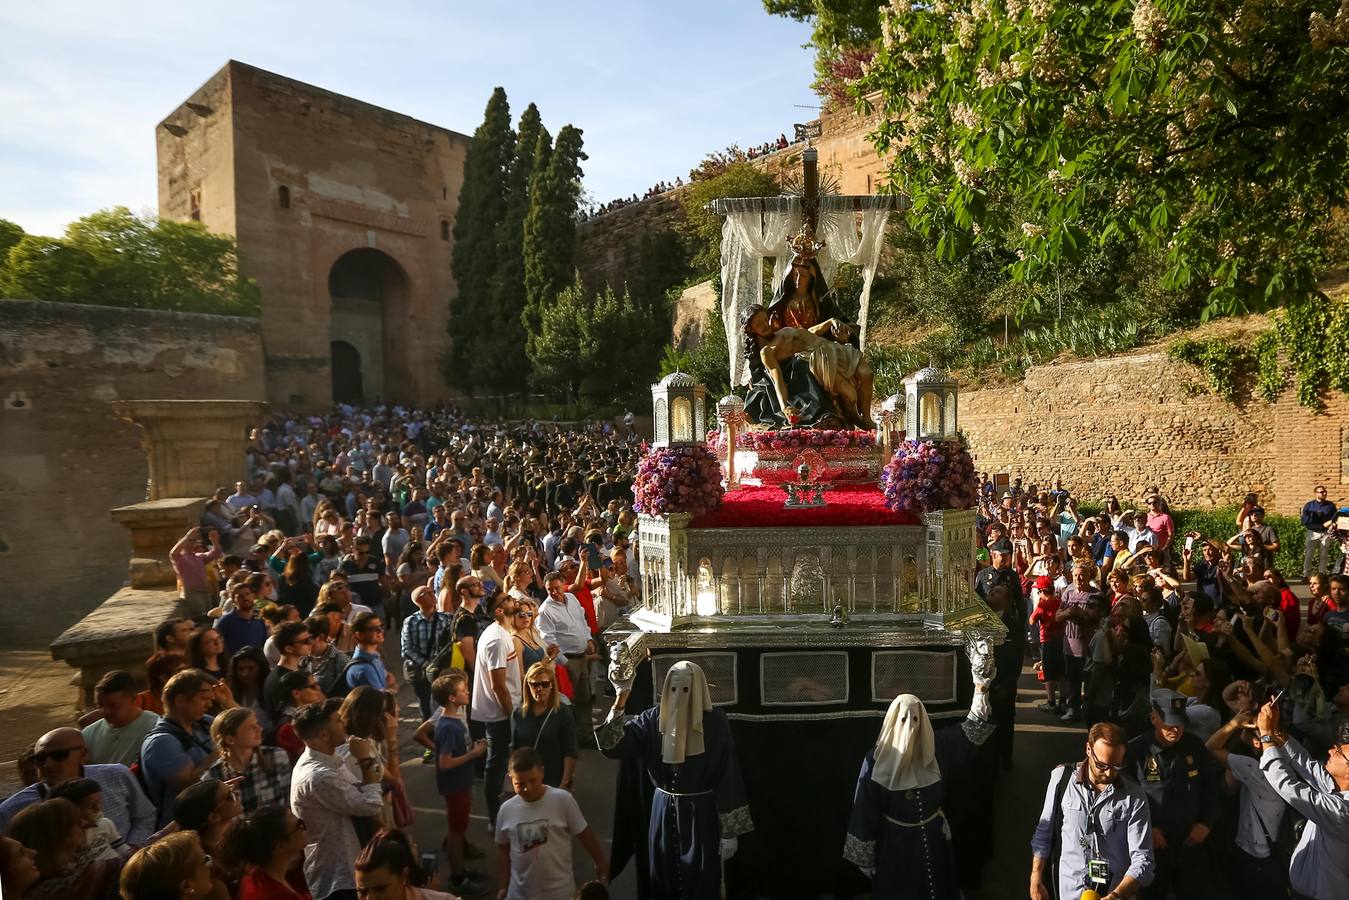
975;539;1025;767
1126;688;1222;900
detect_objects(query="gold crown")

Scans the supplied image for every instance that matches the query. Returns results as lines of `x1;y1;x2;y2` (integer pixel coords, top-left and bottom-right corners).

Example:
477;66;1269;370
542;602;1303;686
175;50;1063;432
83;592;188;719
787;224;825;261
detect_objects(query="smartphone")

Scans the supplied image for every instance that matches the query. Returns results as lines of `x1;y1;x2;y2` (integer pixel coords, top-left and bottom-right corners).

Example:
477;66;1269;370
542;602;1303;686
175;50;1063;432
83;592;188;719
1184;536;1194;552
1264;607;1279;623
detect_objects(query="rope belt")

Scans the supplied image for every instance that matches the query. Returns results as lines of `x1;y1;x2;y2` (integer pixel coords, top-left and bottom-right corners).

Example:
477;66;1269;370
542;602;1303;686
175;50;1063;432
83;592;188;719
884;808;952;838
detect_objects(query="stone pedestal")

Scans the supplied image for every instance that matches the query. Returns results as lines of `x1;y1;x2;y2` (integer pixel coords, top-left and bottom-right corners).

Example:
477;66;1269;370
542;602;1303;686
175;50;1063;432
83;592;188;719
50;399;269;708
50;587;190;707
111;399;269;498
111;498;208;588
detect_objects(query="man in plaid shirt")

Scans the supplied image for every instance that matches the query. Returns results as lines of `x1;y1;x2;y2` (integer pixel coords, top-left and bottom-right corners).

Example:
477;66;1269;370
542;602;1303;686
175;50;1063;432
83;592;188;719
401;585;453;720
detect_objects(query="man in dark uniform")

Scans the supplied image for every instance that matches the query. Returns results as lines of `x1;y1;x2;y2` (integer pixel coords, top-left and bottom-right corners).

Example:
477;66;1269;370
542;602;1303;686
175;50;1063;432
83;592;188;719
1126;688;1221;900
595;467;627;509
974;539;1025;767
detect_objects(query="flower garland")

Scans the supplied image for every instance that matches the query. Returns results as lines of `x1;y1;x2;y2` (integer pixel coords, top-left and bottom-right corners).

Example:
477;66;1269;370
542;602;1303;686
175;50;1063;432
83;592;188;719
705;428;877;453
632;444;725;518
880;438;977;513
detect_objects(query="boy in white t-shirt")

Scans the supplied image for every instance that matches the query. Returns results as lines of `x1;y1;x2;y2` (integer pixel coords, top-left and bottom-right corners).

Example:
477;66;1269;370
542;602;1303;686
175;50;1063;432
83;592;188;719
496;748;607;900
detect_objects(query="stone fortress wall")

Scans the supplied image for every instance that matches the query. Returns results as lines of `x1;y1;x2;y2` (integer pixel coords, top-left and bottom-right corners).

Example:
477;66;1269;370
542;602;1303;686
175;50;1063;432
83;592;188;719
0;300;265;645
960;349;1349;516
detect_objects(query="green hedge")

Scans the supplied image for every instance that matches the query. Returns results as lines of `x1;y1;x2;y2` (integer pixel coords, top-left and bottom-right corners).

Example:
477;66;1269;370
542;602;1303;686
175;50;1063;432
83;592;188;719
1169;505;1338;577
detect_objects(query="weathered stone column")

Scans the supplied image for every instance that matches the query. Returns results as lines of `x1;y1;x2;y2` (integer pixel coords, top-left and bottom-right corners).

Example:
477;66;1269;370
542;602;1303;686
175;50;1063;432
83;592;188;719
51;399;269;707
111;399;270;499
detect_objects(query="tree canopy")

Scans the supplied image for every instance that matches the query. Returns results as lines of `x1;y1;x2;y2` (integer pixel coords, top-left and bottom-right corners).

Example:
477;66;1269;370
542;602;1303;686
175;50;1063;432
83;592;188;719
448;87;515;388
857;0;1349;320
0;208;259;315
523;124;587;359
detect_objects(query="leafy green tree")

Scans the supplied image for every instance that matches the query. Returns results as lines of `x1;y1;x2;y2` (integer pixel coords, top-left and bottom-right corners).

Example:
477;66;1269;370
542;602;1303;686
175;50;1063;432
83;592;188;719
858;0;1349;321
483;103;547;392
523;124;586;355
529;272;589;401
0;235;100;302
763;0;883;103
679;162;780;274
1;208;258;314
448;87;515;388
0;219;23;263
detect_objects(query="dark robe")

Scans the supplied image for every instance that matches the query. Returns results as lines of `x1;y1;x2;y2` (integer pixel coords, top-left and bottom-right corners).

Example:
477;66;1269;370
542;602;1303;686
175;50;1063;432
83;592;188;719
844;715;994;900
601;707;752;900
744;355;841;428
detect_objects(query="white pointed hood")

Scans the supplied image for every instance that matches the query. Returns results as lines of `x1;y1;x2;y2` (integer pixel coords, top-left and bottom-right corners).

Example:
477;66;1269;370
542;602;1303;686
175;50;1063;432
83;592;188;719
871;693;941;791
657;660;713;764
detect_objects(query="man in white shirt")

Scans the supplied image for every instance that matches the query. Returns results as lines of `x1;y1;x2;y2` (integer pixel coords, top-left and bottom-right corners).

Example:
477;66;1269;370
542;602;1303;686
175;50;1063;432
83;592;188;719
470;591;522;831
497;747;607;900
537;572;597;746
290;699;383;900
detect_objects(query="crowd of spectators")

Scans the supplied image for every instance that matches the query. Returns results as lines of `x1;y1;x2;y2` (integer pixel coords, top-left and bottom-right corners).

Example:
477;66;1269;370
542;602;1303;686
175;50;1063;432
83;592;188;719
970;474;1349;900
1;405;643;899
10;398;1349;899
578;130;797;222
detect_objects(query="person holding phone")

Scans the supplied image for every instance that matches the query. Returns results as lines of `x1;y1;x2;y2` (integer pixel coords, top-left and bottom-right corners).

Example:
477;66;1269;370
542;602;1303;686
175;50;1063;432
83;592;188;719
171;527;223;618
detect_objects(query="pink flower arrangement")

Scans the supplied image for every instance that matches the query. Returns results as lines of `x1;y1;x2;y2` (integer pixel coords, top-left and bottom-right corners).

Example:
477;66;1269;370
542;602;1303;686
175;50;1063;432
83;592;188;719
706;428;876;453
880;437;977;513
632;443;725;518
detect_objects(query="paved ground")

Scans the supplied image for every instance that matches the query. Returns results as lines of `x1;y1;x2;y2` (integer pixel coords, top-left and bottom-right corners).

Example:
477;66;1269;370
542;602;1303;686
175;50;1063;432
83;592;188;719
392;661;1086;900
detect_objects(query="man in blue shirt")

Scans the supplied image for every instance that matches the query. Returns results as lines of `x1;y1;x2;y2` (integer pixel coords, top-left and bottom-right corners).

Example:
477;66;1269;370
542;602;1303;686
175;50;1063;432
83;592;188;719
215;582;267;655
139;669;218;827
1302;485;1338;580
1256;700;1349;900
346;611;394;692
1031;721;1155;900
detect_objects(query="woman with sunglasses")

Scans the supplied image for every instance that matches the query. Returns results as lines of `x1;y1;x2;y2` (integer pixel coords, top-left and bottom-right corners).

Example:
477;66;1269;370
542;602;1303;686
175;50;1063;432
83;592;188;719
511;660;578;791
510;600;558;682
204;708;291;815
221;805;312;900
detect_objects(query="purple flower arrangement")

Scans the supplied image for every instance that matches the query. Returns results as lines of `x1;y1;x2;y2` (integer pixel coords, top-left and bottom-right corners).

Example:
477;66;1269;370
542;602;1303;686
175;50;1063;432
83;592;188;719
880;437;977;513
706;428;876;453
632;443;725;518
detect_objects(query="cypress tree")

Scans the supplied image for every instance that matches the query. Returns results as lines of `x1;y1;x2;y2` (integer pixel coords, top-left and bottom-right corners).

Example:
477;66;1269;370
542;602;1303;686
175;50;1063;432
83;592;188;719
522;124;586;360
480;103;546;391
447;87;515;390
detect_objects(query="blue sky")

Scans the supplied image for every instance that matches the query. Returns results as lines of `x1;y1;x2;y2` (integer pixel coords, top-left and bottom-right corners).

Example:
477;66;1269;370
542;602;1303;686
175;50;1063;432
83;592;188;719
0;2;817;236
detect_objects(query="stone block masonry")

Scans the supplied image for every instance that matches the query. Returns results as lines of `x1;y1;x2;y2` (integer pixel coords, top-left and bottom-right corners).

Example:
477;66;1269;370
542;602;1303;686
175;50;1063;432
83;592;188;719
0;299;265;646
959;348;1349;515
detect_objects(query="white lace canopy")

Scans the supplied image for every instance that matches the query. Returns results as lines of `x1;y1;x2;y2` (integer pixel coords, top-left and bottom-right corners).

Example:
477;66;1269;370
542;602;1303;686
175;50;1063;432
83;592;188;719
718;196;892;387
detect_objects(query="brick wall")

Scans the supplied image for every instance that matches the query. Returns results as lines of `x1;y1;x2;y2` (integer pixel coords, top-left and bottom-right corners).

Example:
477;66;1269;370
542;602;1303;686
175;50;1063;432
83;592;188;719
959;348;1348;515
0;300;266;646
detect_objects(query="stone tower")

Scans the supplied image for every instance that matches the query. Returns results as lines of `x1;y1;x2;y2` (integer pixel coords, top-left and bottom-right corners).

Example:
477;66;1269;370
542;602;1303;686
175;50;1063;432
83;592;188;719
157;61;471;407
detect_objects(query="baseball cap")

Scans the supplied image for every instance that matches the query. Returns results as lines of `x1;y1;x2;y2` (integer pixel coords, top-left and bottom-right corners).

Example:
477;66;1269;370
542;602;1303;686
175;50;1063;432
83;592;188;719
1150;688;1190;727
1034;575;1053;591
989;539;1014;554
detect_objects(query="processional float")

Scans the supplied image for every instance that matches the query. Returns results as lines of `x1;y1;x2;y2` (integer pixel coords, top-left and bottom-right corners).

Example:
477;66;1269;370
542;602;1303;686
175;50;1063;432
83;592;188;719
601;149;1007;897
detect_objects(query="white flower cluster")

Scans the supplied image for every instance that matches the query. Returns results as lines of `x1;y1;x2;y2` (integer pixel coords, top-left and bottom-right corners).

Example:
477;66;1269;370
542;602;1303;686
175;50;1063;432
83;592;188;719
971;0;995;22
1032;33;1063;81
1131;0;1169;52
1046;168;1069;196
1005;0;1028;17
1021;221;1046;238
954;158;981;186
1183;93;1216;129
1030;0;1054;21
1309;1;1349;51
955;12;978;48
1166;121;1185;151
951;102;981;129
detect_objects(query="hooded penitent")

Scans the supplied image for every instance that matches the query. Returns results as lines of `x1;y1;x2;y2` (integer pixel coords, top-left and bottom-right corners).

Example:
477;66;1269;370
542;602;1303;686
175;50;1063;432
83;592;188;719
870;693;942;792
657;660;713;764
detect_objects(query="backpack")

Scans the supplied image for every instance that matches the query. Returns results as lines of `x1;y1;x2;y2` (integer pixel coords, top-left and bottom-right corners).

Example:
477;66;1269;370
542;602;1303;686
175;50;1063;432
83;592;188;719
131;718;203;796
327;658;364;698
